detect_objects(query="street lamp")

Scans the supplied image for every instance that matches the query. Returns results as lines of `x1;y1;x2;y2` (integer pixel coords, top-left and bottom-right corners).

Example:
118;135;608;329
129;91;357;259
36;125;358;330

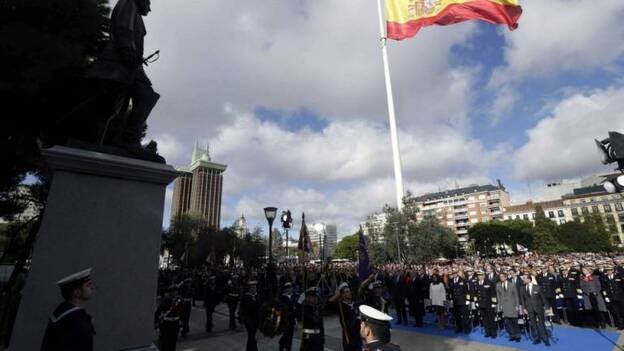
264;206;278;263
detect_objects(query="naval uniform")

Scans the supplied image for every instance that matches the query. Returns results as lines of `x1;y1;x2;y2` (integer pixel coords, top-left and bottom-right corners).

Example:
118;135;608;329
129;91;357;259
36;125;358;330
203;280;219;332
278;292;296;351
239;291;260;351
155;296;183;351
449;276;472;334
299;301;324;351
41;302;95;351
336;299;362;351
363;340;402;351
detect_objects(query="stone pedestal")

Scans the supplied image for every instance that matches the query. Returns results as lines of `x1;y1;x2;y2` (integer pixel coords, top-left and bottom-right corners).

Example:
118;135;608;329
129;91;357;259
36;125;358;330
10;146;178;351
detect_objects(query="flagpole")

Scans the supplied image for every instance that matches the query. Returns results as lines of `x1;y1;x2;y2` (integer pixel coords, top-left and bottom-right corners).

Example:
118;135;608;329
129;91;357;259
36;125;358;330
376;0;405;210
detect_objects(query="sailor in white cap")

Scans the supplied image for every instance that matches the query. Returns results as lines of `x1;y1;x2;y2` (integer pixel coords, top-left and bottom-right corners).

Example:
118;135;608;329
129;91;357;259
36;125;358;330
329;282;362;351
40;268;96;351
358;305;401;351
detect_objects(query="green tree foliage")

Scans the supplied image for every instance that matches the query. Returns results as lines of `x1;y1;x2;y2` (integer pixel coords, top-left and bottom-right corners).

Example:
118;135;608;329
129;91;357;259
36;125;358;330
333;232;359;261
1;0;110;220
407;215;458;263
557;215;612;252
163;214;266;268
468;219;534;256
533;205;565;254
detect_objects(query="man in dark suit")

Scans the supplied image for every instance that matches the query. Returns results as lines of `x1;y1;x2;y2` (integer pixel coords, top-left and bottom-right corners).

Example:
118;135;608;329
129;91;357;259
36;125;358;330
390;271;408;325
520;272;550;346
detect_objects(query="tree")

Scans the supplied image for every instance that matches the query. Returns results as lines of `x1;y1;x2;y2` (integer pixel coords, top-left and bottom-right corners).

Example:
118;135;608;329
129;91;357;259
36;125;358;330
468;219;535;256
533;205;565;254
407;215;458;263
558;214;612;252
334;233;359;261
585;212;613;251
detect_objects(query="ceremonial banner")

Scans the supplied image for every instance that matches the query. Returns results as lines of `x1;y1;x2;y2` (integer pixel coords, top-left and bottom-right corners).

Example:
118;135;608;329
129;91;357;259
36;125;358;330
386;0;522;40
358;227;371;280
297;213;312;253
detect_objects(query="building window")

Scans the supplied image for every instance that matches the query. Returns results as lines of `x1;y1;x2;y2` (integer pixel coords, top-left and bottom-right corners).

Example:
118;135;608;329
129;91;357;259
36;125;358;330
508;216;512;220
592;206;600;213
558;210;565;217
559;219;566;224
605;204;613;213
548;211;555;218
581;207;589;215
571;208;579;216
523;214;529;220
616;203;624;212
532;213;536;219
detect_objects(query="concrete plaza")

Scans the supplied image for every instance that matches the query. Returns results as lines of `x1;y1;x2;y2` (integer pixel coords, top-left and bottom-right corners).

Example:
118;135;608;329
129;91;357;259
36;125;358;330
171;303;624;351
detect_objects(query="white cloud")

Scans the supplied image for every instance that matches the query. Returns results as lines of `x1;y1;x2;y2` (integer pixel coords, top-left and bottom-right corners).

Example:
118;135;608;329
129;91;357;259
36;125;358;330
486;0;624;123
142;0;478;142
513;86;624;181
491;0;624;86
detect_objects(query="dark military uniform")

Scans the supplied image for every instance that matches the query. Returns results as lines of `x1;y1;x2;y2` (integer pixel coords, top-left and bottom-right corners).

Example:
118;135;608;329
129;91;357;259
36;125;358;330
336;299;362;351
560;272;583;326
204;277;219;332
363;340;402;351
298;291;324;351
41;302;95;351
602;271;624;329
278;288;296;351
155;295;183;351
449;276;472;333
179;279;193;337
226;275;241;330
474;277;497;338
537;272;560;322
239;290;260;351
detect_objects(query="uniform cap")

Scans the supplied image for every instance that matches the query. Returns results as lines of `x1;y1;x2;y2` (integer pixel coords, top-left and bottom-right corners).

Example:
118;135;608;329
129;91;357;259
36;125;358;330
305;287;319;295
337;282;349;293
55;268;92;287
283;282;292;288
247;280;258;286
359;305;393;325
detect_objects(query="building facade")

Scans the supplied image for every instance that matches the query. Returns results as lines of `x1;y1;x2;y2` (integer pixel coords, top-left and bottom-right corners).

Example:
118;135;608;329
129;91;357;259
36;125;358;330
405;183;510;244
361;212;388;242
310;223;338;257
170;143;227;228
561;185;624;245
232;214;249;238
504;200;574;225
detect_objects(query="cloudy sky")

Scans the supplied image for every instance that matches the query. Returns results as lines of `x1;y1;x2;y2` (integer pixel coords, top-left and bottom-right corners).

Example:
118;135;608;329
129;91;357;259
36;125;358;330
138;0;624;237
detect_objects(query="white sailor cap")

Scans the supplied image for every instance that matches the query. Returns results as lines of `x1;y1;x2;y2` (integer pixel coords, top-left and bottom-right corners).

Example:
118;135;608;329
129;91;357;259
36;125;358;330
55;268;92;287
305;286;319;295
359;305;393;325
337;282;349;292
246;280;258;286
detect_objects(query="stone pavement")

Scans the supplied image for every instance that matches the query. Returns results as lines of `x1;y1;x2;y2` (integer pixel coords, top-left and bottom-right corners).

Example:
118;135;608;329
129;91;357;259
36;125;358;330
173;304;527;351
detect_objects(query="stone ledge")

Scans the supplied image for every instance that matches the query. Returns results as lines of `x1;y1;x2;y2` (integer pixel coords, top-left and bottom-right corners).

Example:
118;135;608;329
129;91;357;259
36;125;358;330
42;145;180;185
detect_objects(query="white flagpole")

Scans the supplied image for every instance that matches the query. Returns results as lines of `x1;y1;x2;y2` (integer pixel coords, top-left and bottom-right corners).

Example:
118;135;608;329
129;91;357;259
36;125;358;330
376;0;405;210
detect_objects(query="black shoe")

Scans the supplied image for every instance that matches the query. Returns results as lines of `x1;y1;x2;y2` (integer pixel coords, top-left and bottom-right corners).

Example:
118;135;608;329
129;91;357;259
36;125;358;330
533;340;541;345
514;338;521;343
544;341;551;346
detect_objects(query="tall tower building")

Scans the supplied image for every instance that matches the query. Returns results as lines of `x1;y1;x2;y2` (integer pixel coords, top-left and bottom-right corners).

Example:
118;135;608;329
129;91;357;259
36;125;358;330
170;142;227;228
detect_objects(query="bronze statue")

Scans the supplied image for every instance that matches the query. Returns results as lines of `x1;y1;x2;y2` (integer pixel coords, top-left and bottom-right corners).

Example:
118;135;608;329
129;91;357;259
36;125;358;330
64;0;164;163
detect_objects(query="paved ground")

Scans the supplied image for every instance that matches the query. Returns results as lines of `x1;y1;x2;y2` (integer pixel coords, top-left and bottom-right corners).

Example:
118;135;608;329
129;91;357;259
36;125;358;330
169;303;623;351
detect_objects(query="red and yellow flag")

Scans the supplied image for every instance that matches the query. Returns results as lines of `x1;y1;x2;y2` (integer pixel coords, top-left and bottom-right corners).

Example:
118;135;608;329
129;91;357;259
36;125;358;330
386;0;522;40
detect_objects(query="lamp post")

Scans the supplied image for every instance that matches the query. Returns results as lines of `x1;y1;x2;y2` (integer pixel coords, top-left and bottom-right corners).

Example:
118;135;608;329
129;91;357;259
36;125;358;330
264;206;278;264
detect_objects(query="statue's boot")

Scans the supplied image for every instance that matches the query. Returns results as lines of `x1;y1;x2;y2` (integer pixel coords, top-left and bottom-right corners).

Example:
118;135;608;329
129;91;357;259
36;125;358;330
122;83;160;147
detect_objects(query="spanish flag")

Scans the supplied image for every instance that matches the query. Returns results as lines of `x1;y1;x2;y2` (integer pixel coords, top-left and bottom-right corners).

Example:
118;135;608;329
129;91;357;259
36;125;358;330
386;0;522;40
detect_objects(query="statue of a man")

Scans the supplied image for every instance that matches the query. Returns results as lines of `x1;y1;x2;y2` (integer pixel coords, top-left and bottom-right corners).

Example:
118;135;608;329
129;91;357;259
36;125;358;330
88;0;159;150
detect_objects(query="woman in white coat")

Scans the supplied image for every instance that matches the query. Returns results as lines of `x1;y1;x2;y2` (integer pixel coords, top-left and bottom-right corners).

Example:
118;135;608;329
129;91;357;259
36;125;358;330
430;274;447;329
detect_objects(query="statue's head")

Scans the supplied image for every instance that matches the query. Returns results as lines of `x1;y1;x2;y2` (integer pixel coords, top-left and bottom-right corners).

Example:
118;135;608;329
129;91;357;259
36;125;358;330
135;0;151;16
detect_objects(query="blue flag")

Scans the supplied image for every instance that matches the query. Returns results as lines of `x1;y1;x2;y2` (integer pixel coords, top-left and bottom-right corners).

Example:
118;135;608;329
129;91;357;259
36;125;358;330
358;226;370;281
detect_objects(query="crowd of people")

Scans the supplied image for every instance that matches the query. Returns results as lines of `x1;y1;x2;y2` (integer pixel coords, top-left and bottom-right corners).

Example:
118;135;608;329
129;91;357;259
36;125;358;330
153;251;624;350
